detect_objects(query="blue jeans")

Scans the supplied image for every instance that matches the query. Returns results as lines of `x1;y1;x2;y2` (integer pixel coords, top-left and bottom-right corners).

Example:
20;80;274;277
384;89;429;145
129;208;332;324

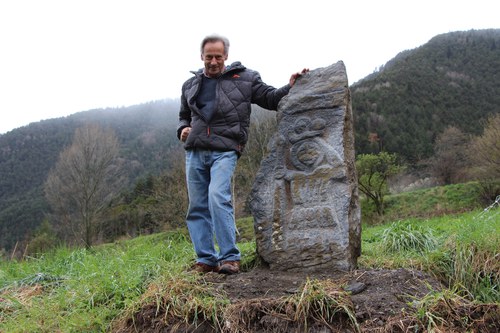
185;149;240;266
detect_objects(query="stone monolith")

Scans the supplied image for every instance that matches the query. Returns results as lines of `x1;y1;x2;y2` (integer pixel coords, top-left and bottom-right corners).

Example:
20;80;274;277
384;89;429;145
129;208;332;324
248;61;361;271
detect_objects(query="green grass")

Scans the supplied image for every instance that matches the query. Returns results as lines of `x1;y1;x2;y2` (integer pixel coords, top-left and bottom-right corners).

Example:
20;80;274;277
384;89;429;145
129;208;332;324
1;185;498;332
0;232;195;332
0;231;260;332
362;181;485;223
360;206;499;303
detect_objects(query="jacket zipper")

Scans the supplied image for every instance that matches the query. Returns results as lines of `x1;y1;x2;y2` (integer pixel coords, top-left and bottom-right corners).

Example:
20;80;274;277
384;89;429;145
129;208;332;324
206;74;220;138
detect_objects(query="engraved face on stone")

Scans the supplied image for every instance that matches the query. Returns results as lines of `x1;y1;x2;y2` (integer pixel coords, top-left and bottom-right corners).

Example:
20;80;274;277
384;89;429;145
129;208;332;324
291;140;324;171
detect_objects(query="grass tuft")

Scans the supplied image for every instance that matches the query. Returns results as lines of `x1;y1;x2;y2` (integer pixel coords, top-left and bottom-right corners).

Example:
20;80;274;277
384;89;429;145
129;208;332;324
223;278;360;333
285;278;359;332
380;220;438;253
407;289;500;332
112;273;229;332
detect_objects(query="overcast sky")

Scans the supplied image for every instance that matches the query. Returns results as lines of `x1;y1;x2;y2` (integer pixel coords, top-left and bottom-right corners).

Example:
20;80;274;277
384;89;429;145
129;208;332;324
0;0;498;134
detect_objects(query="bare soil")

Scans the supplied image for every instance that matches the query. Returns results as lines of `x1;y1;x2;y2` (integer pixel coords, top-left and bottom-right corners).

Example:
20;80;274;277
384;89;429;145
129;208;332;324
115;265;500;332
113;265;497;332
204;267;442;332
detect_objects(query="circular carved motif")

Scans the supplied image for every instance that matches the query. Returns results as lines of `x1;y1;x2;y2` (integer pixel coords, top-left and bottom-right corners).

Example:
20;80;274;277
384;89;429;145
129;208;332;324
290;140;324;171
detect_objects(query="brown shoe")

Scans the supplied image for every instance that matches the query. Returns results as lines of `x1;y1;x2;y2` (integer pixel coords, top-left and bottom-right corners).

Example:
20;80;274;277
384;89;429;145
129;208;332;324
219;261;240;275
190;262;219;274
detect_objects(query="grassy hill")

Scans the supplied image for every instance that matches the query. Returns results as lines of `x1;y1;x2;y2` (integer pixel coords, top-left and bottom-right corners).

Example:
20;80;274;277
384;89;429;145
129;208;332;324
1;184;498;332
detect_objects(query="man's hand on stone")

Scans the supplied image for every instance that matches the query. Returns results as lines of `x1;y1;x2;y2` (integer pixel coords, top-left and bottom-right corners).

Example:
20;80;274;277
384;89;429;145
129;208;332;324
289;68;309;87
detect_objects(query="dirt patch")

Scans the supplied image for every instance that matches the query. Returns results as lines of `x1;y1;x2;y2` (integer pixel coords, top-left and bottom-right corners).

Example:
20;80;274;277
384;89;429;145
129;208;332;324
206;267;442;332
115;267;500;332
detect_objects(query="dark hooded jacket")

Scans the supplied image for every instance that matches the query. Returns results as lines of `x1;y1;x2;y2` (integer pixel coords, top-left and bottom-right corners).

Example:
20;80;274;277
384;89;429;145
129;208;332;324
177;61;291;155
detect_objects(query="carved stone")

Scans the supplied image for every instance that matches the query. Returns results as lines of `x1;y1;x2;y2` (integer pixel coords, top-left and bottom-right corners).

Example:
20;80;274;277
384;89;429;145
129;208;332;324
249;61;361;271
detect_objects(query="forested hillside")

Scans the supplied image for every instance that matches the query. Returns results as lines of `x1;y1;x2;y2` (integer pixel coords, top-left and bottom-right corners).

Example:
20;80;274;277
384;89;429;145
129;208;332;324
1;29;499;253
0;100;180;251
352;29;500;163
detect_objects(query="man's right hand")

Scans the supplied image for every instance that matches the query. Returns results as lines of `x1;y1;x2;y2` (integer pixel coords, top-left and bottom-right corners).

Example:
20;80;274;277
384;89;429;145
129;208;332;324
180;127;191;142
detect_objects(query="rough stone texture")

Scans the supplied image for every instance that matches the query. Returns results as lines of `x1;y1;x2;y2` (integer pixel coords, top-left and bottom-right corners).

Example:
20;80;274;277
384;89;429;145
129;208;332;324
249;61;361;272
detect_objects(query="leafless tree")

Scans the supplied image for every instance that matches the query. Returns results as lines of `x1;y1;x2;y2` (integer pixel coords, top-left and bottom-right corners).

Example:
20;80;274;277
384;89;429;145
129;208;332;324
468;113;500;202
430;126;469;185
234;108;277;216
469;114;500;179
151;146;188;230
44;123;123;248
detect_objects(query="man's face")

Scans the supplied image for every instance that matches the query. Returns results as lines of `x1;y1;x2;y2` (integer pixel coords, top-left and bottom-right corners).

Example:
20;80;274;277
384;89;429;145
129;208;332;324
202;41;227;78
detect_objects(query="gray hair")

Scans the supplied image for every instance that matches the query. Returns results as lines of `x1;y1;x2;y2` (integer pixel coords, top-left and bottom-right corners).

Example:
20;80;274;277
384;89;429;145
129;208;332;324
200;34;230;55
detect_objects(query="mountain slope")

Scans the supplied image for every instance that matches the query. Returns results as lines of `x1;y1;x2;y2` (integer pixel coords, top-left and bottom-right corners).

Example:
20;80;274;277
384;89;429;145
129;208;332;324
0;100;180;251
351;29;500;163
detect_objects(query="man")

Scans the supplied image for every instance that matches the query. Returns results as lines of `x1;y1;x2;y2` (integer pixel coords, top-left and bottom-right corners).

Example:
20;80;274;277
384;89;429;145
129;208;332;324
177;34;308;274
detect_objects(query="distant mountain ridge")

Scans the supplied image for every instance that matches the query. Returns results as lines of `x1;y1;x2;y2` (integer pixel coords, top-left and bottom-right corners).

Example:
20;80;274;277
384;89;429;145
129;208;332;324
1;29;499;252
352;29;500;162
